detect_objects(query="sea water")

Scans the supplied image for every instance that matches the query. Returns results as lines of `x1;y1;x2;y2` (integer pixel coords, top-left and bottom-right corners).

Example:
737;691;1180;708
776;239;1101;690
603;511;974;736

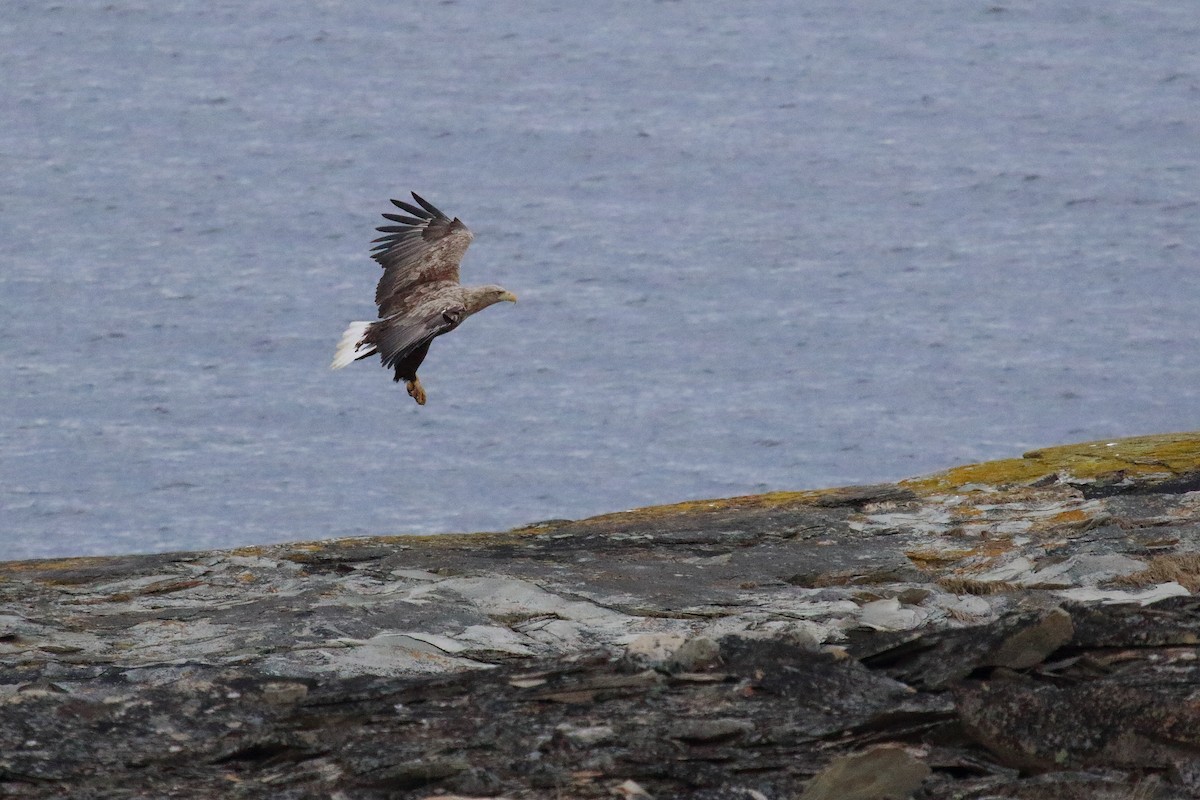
2;1;1198;559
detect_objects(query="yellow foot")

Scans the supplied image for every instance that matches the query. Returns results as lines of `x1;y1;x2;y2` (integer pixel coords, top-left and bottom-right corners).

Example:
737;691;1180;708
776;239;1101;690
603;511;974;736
405;378;427;406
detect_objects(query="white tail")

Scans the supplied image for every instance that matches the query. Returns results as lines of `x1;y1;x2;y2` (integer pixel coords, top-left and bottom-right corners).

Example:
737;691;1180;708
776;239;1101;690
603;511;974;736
331;321;376;369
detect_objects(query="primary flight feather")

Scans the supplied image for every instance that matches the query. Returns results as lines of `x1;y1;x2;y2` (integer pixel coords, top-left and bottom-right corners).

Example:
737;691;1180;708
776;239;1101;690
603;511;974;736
331;192;516;404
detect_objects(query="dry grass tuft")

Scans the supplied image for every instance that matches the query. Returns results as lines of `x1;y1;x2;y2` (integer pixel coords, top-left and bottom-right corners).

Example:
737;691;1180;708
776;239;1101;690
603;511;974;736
1113;553;1200;593
937;576;1019;595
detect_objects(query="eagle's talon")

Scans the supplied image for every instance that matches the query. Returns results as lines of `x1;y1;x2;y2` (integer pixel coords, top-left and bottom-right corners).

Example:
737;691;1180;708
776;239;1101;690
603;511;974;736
406;379;427;406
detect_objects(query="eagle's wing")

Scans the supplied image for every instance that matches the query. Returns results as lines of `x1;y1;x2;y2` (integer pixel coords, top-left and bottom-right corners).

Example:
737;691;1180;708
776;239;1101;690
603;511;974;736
371;192;474;318
371;287;467;371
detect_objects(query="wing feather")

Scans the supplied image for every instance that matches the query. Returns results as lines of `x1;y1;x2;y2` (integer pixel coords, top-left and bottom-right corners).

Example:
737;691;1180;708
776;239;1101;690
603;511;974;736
370;192;474;317
410;192;447;218
390;198;433;219
381;213;426;225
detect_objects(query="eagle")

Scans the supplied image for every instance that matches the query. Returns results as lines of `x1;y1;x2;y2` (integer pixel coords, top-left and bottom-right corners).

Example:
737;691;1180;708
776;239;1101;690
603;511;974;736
331;192;516;405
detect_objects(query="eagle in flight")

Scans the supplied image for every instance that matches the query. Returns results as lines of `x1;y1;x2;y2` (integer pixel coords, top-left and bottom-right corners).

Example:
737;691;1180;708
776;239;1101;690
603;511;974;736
331;192;516;404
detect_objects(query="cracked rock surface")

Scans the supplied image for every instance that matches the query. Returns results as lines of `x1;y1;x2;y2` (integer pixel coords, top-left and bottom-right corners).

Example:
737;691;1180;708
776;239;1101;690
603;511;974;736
3;432;1200;798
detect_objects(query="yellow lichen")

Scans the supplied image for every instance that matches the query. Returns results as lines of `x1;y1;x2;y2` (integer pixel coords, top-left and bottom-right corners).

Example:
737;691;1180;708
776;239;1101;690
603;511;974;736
905;534;1016;572
565;489;833;529
0;556;111;574
1049;509;1092;525
901;432;1200;495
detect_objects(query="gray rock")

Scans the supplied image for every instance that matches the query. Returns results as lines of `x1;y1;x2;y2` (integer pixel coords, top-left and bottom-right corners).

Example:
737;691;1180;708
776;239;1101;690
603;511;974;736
665;636;721;672
799;745;931;800
986;606;1074;670
668;718;755;743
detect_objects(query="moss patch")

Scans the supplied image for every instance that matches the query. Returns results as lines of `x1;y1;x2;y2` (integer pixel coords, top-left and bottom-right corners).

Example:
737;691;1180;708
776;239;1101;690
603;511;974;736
900;431;1200;495
0;556;116;574
563;490;833;530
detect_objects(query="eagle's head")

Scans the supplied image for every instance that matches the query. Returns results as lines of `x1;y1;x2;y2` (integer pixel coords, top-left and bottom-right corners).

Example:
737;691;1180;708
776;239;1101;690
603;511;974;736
465;285;517;314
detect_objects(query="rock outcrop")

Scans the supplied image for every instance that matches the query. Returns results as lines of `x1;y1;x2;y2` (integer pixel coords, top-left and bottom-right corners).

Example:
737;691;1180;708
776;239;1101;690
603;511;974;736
4;432;1200;798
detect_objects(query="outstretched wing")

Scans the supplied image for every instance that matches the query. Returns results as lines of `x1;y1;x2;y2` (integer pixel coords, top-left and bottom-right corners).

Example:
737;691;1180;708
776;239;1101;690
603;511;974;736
371;192;474;318
368;287;467;372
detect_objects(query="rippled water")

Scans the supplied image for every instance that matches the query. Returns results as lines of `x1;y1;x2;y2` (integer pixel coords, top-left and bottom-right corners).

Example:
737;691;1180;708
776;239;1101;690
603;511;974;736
3;1;1199;559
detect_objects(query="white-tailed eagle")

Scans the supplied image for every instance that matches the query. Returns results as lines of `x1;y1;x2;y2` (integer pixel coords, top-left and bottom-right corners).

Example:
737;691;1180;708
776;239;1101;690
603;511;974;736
331;192;516;405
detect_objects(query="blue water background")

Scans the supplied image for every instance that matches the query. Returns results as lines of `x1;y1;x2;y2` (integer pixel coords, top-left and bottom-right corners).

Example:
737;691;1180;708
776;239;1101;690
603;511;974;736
2;1;1199;559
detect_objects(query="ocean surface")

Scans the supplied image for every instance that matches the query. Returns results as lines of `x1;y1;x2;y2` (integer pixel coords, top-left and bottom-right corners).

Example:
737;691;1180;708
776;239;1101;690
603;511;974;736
3;1;1198;560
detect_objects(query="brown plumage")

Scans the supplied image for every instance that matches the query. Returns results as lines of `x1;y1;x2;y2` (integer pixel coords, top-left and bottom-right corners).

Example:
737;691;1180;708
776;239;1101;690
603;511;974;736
331;192;516;405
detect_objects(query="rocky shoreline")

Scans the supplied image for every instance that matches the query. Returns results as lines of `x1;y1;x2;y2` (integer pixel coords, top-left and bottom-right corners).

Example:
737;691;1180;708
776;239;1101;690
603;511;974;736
4;432;1200;798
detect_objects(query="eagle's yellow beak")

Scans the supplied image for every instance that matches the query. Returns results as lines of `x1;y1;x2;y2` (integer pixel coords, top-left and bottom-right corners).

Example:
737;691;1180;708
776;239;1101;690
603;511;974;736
500;291;518;303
